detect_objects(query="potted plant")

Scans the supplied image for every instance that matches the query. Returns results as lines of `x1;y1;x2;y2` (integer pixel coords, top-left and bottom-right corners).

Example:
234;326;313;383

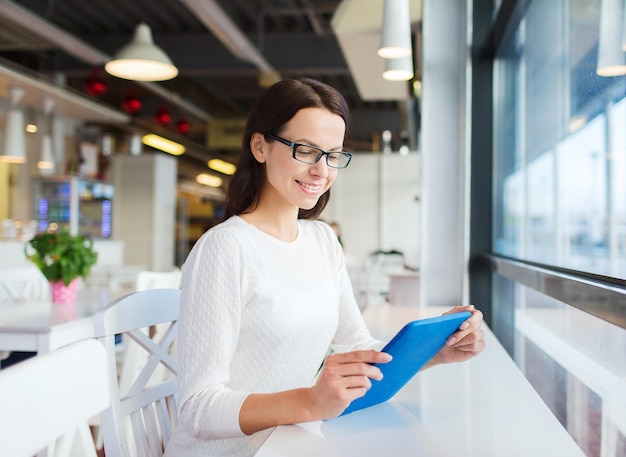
24;230;98;305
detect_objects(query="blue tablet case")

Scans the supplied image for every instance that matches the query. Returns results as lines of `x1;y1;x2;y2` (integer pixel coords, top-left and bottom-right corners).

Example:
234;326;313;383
340;311;472;416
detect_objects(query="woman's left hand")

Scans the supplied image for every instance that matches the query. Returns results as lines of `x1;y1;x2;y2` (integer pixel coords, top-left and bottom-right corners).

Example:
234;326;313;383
426;305;486;368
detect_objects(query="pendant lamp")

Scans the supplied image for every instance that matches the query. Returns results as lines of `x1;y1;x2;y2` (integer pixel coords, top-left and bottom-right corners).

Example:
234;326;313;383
596;0;626;76
38;97;56;173
379;0;412;59
105;23;178;81
1;86;26;164
383;55;414;81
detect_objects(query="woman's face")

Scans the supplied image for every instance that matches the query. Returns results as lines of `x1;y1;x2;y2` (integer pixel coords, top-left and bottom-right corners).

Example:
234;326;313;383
253;107;346;212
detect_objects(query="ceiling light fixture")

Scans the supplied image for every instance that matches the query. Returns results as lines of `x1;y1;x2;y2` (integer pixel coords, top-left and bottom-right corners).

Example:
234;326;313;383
176;117;190;134
105;23;178;81
378;0;412;59
38;97;56;173
208;158;236;175
1;86;26;164
383;55;414;81
142;134;185;156
412;79;422;97
0;1;205;121
597;0;626;76
196;173;223;188
85;68;107;97
38;135;55;171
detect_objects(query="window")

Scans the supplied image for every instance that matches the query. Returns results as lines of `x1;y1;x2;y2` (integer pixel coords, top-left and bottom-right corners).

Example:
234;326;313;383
494;0;626;278
491;1;626;455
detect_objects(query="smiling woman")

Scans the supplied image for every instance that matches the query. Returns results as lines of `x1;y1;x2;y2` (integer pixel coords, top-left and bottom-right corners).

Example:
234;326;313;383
248;107;345;225
164;78;485;457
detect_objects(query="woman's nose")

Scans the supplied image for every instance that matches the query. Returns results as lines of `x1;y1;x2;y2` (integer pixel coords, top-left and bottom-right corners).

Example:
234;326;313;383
309;155;330;177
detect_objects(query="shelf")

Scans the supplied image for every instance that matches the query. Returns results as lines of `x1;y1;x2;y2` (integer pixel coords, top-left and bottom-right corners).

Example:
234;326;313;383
0;61;129;123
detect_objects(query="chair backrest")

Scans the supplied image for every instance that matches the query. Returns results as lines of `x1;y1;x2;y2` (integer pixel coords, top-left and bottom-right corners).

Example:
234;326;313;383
135;269;182;292
0;265;51;302
0;339;109;457
119;269;182;400
93;288;181;457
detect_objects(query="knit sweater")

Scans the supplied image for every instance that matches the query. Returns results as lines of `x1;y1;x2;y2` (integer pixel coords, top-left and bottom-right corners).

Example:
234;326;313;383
164;216;380;457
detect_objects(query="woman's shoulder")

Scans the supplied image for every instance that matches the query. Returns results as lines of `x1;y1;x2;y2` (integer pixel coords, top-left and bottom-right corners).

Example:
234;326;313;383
207;215;245;234
193;217;250;250
300;218;335;238
299;219;341;251
208;215;256;234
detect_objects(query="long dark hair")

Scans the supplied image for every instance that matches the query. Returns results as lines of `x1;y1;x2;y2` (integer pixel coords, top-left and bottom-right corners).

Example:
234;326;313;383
223;77;350;221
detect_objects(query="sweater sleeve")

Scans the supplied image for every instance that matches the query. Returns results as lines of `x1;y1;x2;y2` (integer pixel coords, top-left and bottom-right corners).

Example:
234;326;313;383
176;228;251;440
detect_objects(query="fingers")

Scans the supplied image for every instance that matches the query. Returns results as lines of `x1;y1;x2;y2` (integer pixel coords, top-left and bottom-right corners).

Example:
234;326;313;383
310;350;392;418
324;350;391;382
323;360;382;384
448;329;486;352
446;307;484;347
328;349;392;365
443;304;476;316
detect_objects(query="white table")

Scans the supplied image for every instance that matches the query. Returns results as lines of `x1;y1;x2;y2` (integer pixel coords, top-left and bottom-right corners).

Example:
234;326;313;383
387;272;420;305
254;305;586;457
0;286;122;355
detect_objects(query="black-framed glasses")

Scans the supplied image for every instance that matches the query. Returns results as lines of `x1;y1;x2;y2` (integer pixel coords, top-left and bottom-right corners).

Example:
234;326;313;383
266;133;352;169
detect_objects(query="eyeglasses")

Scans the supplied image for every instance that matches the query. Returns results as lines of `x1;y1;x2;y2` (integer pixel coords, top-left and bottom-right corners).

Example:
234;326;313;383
266;134;352;169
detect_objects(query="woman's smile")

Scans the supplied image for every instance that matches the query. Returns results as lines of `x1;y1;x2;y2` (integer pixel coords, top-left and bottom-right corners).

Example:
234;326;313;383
296;180;325;194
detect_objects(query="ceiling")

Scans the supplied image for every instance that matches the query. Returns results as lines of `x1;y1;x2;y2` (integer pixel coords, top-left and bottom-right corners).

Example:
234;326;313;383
0;0;422;191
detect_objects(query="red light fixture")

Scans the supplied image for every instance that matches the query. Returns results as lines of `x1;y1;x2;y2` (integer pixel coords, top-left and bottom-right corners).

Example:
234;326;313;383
85;69;106;97
176;117;190;134
155;106;171;125
122;96;142;115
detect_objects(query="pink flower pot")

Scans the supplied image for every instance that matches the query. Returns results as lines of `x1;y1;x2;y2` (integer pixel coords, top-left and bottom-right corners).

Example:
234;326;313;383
50;279;79;305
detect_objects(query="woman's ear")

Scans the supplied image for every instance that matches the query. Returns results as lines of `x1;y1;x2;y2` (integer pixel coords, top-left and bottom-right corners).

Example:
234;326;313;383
250;132;267;163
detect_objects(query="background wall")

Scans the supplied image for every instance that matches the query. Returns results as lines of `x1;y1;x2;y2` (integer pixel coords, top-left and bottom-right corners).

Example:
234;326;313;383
113;154;177;271
322;153;420;268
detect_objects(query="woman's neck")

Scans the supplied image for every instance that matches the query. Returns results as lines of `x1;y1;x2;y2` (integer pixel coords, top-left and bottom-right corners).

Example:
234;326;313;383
239;206;299;242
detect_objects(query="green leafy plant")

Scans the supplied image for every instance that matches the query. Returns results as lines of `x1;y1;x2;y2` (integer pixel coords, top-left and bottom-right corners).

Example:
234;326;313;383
25;230;98;286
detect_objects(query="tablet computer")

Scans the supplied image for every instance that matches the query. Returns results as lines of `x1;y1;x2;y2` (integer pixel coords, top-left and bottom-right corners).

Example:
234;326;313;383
340;311;472;416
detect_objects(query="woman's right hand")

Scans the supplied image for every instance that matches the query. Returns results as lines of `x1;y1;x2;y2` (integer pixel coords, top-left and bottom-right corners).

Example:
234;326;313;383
307;350;392;419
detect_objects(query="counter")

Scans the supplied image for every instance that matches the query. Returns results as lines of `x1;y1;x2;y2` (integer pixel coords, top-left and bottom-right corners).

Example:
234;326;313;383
254;305;585;457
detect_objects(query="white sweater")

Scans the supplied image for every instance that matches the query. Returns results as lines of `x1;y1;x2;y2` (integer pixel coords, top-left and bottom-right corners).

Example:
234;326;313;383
165;216;379;457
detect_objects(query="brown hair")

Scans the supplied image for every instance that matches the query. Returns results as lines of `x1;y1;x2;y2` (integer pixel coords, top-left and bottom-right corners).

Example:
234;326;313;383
223;77;350;221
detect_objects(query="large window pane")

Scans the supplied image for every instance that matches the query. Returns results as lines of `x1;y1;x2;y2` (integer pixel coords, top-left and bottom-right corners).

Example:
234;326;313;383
494;275;626;457
493;0;626;278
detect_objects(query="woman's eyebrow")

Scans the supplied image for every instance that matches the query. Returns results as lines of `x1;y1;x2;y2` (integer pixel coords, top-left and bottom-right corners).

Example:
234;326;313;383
296;138;344;151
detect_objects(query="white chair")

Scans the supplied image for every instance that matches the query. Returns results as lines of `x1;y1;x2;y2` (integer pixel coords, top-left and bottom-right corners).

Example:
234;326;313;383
0;339;109;457
0;265;50;303
0;266;52;361
135;269;182;291
119;268;181;396
93;288;181;457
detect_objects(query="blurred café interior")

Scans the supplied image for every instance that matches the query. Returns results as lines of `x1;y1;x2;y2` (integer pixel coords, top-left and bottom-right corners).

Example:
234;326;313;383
0;0;625;456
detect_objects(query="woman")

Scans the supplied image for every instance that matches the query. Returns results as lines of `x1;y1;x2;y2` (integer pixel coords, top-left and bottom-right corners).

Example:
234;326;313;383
165;78;485;456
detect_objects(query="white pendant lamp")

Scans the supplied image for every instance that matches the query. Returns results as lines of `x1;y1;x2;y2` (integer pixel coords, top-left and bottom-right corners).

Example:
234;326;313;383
38;135;55;172
378;0;412;59
596;0;626;76
1;86;26;164
38;97;56;173
105;23;178;81
383;55;414;81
